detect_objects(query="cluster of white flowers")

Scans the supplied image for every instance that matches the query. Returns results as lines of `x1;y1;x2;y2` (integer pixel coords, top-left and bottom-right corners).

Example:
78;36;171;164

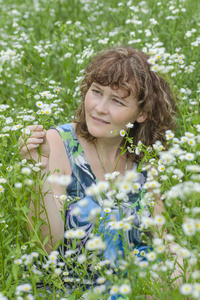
110;283;131;295
166;181;200;201
140;38;197;75
33;40;54;57
182;218;200;236
108;215;134;231
141;214;165;229
180;283;200;298
0;219;8;232
0;292;8;300
0;49;24;75
14;251;39;267
33;86;63;118
47;174;72;186
16;283;32;294
85;236;106;251
86;181;110;196
86;170;141;205
48;250;60;265
64;228;86;239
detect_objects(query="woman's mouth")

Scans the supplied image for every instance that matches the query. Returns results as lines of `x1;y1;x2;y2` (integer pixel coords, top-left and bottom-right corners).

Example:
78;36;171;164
92;116;110;124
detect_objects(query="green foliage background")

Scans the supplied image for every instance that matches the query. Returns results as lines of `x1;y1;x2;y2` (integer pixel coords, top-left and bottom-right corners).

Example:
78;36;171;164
0;0;200;299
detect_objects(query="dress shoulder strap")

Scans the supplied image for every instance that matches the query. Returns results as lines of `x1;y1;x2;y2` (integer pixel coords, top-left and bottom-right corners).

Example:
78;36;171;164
55;123;96;200
55;123;83;168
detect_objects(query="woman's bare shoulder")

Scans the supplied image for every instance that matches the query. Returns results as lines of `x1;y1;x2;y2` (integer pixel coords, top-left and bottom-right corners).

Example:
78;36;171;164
46;128;72;176
71;122;76;130
46;127;65;148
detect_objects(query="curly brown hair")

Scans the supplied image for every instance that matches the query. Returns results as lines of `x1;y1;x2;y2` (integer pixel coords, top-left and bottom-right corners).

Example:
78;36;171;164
75;46;176;162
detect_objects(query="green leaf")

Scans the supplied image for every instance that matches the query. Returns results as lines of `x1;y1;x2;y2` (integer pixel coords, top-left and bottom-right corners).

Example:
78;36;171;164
12;263;18;281
72;238;77;250
21;206;31;214
5;274;12;289
34;220;42;232
19;215;29;222
43;235;49;246
52;281;62;289
36;247;47;256
54;239;62;249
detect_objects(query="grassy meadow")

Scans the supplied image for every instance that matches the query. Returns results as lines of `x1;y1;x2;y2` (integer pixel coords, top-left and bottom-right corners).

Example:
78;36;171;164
0;0;200;299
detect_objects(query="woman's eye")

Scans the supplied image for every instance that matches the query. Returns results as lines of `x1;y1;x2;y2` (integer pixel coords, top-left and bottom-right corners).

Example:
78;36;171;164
92;89;101;95
113;99;124;106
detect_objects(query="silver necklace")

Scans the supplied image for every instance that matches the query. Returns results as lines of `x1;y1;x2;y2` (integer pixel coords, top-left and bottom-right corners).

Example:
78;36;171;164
94;142;128;174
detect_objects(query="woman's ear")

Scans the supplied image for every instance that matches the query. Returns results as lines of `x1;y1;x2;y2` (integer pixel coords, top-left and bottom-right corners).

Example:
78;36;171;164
136;112;147;123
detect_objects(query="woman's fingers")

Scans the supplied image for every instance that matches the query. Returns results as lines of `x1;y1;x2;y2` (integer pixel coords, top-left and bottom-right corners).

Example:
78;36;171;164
18;136;43;150
19;126;50;163
20;126;46;144
23;137;44;145
26;125;43;132
20;143;40;154
19;125;45;153
21;125;43;137
22;128;45;139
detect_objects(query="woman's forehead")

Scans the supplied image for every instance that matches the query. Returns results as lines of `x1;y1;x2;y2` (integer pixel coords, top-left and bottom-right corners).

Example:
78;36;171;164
91;81;137;98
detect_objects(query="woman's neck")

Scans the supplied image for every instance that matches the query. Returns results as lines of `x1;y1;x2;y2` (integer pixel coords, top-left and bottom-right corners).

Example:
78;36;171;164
94;137;126;169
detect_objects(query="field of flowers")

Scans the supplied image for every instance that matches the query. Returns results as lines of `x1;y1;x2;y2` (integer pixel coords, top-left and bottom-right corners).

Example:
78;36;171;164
0;0;200;299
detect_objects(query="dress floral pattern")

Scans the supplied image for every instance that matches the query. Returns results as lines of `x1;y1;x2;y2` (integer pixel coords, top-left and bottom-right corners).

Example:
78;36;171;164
56;123;151;263
35;124;152;300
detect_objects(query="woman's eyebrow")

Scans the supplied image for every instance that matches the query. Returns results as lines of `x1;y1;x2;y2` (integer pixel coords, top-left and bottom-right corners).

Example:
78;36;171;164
91;83;128;100
91;83;102;90
110;88;128;100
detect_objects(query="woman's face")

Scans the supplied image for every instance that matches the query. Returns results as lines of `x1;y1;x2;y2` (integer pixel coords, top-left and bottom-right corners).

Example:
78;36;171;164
84;82;146;142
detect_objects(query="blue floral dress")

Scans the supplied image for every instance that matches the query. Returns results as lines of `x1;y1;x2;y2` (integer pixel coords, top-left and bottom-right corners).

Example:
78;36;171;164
56;124;150;262
35;123;152;299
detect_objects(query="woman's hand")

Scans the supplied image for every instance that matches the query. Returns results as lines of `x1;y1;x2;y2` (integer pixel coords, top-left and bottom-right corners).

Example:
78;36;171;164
19;125;50;170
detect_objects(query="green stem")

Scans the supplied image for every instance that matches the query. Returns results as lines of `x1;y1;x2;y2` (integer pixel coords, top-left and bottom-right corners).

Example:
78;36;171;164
0;226;5;289
114;129;130;171
0;170;17;198
21;208;48;255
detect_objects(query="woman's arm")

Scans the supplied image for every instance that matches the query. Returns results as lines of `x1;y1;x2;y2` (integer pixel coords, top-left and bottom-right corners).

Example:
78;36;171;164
20;127;71;253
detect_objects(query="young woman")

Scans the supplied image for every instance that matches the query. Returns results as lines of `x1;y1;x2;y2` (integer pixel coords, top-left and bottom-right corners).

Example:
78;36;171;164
20;46;177;296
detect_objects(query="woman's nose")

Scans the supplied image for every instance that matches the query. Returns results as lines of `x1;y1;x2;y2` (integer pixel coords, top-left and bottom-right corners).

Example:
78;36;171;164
95;97;109;114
